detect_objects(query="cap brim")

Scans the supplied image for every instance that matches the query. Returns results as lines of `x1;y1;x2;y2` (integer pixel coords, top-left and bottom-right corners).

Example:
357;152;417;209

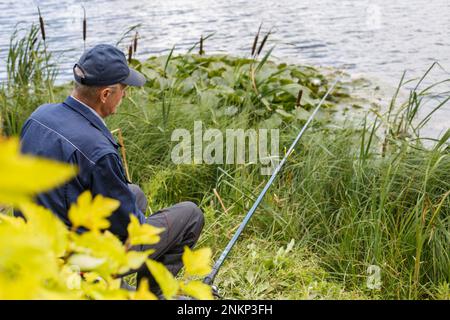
121;68;146;87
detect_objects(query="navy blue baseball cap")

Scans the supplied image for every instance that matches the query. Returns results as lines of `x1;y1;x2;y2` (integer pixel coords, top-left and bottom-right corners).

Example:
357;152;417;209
73;44;146;87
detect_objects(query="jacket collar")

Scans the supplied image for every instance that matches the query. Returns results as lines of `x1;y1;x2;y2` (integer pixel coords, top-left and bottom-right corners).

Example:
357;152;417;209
70;95;107;127
63;96;119;148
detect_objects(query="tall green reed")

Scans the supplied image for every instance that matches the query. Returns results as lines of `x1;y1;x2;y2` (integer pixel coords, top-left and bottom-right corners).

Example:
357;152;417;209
1;24;56;136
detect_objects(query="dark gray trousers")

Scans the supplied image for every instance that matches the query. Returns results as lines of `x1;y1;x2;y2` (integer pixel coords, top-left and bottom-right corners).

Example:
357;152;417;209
128;184;204;293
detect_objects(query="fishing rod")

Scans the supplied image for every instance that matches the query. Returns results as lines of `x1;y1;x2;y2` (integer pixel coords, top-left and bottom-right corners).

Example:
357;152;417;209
203;77;341;295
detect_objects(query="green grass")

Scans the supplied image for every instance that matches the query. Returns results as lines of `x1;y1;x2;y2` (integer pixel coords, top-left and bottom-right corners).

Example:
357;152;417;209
103;60;450;299
1;26;449;300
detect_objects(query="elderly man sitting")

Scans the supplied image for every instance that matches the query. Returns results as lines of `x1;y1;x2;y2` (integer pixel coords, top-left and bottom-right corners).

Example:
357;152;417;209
16;44;204;295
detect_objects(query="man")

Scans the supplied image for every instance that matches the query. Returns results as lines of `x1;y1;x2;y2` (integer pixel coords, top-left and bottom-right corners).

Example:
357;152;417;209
17;44;204;294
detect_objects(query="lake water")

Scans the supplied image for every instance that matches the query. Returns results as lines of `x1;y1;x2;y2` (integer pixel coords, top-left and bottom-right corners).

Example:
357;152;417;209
0;0;449;138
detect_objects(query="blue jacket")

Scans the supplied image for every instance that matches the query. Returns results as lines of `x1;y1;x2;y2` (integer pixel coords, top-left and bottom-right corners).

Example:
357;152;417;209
18;96;146;241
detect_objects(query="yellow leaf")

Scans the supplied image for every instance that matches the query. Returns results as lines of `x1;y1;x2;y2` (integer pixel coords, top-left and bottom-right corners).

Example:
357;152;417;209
68;254;106;271
0;220;61;298
0;272;43;299
19;202;68;257
60;265;83;291
182;246;212;277
0;137;77;207
145;259;179;299
0;213;26;228
70;231;126;276
37;288;83;300
132;279;157;300
110;278;122;290
123;249;155;273
180;280;213;300
85;287;129;300
127;215;164;246
82;272;105;285
68;191;120;231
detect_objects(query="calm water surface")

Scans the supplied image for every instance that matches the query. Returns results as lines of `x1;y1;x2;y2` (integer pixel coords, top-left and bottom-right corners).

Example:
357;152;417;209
0;0;449;137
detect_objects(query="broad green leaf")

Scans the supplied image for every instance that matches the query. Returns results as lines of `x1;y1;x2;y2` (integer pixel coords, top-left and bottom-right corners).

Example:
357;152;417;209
275;108;293;119
280;83;313;100
293;107;311;121
180;76;196;94
140;66;160;80
261;114;283;129
182;246;212;277
222;68;236;87
255;65;285;84
199;91;220;109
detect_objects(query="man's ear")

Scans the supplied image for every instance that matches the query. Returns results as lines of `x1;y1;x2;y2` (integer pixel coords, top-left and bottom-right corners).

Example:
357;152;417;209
99;87;111;103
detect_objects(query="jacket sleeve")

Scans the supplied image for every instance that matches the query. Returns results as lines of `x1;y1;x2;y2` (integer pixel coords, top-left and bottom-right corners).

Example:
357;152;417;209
90;153;146;241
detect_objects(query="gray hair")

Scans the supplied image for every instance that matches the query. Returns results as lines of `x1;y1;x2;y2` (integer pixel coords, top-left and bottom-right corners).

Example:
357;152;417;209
73;81;102;101
73;82;120;101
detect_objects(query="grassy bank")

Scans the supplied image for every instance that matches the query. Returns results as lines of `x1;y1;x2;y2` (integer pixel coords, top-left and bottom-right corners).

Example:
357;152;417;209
1;26;449;300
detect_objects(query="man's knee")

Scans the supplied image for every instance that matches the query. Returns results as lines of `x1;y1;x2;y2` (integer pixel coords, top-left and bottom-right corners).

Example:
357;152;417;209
180;201;204;228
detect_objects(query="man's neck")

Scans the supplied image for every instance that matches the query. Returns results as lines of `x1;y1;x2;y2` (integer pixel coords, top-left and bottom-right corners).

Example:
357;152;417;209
70;93;107;126
71;93;102;115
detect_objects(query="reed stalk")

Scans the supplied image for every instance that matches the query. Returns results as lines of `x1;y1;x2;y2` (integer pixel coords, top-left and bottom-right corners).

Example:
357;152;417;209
111;128;131;182
37;6;54;102
128;44;133;63
199;35;204;55
133;31;138;53
82;5;86;50
251;23;262;57
257;30;271;56
296;89;303;107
